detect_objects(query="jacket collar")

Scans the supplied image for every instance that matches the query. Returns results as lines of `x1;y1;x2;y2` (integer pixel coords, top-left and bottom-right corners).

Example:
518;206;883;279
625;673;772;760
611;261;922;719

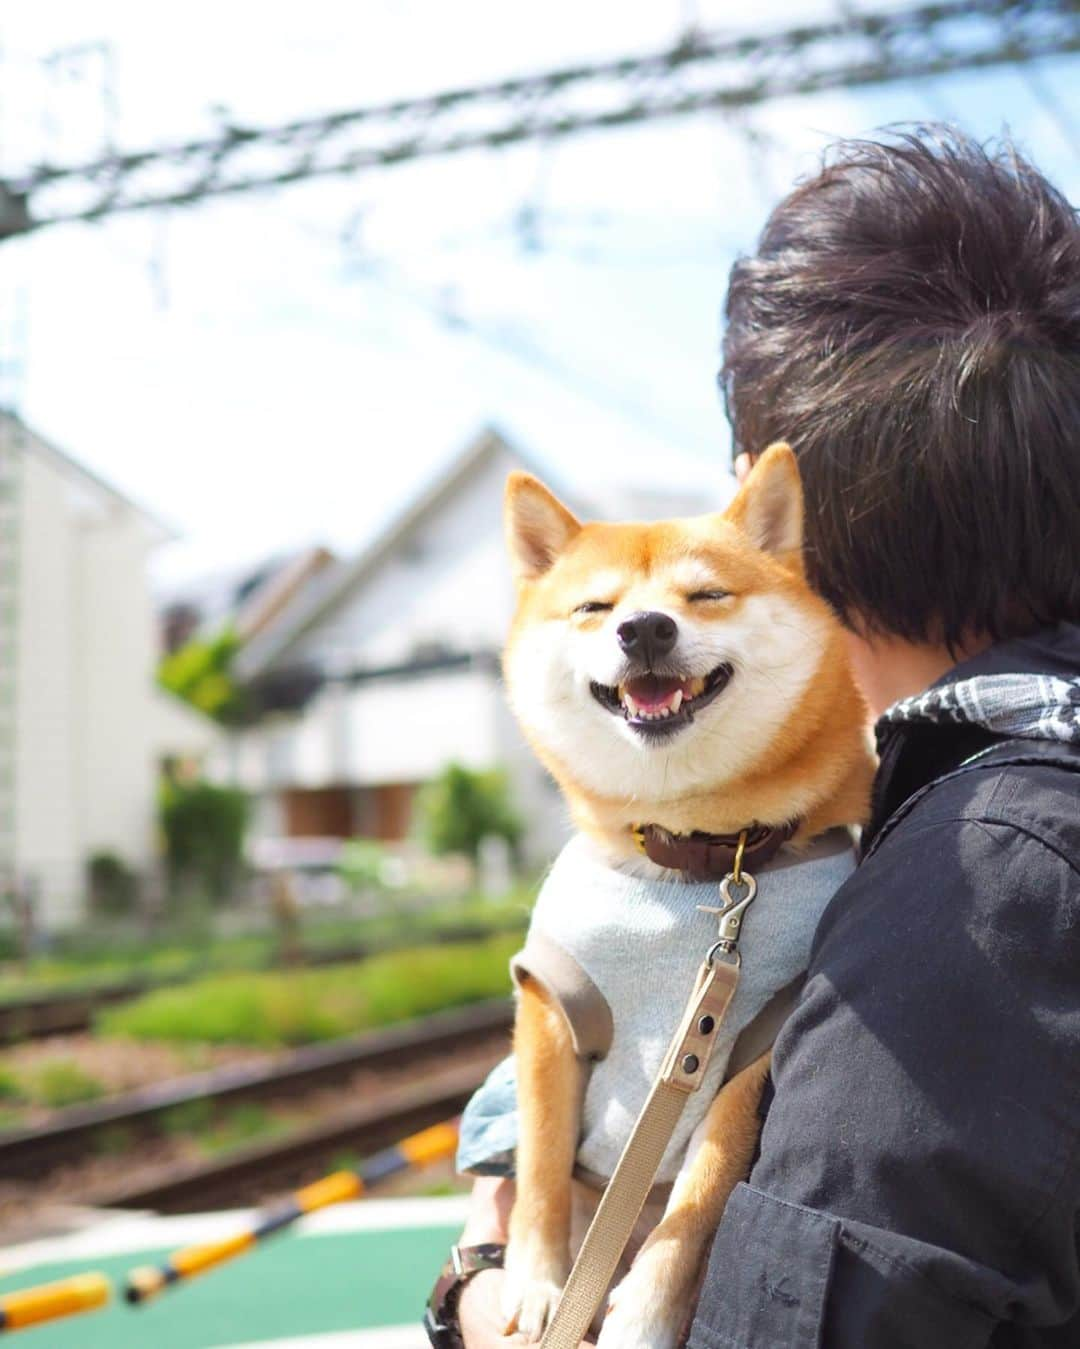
865;623;1080;851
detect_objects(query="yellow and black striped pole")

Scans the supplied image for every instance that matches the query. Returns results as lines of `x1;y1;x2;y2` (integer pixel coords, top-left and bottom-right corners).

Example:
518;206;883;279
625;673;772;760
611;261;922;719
125;1117;460;1305
0;1272;111;1334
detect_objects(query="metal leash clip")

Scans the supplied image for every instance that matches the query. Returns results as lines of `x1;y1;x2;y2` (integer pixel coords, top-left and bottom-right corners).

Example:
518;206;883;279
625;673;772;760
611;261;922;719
697;829;758;965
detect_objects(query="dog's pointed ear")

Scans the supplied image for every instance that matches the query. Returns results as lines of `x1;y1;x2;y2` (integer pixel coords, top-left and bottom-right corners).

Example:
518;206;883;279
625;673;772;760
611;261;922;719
725;442;803;557
505;472;582;581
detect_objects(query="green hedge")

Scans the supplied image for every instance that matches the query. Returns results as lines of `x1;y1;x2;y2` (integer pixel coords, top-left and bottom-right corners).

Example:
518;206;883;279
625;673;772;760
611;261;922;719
159;776;249;902
96;934;519;1046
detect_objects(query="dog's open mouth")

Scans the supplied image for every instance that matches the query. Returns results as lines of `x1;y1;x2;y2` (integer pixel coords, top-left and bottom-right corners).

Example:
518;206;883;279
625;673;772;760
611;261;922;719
589;664;734;737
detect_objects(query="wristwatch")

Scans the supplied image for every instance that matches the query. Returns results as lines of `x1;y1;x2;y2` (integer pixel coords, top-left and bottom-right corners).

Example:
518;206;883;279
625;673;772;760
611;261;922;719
425;1243;506;1347
424;1242;506;1348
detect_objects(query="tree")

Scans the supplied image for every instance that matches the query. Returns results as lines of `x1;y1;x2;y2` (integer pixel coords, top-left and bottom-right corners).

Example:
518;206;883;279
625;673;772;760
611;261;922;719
416;763;523;863
158;625;247;725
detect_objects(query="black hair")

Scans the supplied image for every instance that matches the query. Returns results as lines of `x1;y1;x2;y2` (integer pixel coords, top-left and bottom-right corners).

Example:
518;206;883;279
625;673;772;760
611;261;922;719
721;126;1080;647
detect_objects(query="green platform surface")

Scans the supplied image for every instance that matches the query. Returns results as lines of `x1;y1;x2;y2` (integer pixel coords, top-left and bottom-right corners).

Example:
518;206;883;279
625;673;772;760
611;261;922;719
0;1222;457;1348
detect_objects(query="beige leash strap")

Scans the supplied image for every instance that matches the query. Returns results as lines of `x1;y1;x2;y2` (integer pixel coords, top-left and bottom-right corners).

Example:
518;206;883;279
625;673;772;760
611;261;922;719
538;868;757;1349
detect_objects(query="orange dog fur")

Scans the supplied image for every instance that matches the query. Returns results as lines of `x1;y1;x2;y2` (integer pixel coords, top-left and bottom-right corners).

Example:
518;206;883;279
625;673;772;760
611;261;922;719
500;445;874;1347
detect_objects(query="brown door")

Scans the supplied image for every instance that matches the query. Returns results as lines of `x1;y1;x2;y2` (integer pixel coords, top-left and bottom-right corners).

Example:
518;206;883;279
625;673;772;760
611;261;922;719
371;783;416;841
282;786;354;837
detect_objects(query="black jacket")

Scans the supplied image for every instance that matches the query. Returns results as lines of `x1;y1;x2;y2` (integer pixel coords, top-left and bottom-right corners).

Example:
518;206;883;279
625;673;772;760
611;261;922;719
689;624;1080;1349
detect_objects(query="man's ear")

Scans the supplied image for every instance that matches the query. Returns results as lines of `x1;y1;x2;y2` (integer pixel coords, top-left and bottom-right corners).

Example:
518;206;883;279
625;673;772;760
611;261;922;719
504;472;582;581
724;442;804;556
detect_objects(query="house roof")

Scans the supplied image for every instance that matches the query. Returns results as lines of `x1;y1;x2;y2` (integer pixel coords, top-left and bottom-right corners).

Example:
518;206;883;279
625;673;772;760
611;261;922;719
233;546;338;643
1;411;178;542
158;545;338;643
234;424;572;681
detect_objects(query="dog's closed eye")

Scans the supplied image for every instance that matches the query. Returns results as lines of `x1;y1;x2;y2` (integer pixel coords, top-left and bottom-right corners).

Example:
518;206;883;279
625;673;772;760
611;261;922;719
573;601;615;615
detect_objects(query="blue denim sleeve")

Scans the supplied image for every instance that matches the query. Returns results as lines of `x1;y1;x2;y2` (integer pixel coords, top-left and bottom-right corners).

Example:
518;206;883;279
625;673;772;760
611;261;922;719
455;1054;519;1177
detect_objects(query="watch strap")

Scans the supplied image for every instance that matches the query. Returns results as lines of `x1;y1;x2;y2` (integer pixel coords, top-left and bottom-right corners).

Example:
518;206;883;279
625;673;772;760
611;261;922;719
425;1243;506;1348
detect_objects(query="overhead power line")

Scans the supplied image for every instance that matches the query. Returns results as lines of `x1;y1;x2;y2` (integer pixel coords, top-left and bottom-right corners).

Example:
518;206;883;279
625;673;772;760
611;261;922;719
0;0;1077;242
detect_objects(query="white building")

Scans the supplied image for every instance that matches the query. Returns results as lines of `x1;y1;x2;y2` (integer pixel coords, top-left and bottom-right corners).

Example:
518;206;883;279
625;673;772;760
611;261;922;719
1;414;220;926
216;426;712;865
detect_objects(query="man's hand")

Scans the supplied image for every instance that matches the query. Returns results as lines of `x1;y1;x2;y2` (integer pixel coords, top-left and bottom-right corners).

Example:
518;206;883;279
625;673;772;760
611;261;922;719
455;1178;591;1347
458;1267;514;1346
458;1269;593;1348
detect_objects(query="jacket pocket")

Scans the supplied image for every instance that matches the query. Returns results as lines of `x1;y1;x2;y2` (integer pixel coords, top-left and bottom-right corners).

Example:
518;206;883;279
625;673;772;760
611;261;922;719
688;1183;838;1349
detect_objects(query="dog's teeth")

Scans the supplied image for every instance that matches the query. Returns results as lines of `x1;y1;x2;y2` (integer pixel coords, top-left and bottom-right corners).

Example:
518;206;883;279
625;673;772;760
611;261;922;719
624;694;639;717
671;690;683;713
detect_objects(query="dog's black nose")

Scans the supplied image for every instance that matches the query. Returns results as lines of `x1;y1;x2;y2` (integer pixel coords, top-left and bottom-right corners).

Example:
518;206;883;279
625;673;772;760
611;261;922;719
616;610;679;664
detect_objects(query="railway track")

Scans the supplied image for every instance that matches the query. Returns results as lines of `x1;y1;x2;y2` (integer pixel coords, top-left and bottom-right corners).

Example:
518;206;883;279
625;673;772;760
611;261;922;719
0;921;522;1043
95;1060;488;1212
0;979;154;1043
0;999;512;1185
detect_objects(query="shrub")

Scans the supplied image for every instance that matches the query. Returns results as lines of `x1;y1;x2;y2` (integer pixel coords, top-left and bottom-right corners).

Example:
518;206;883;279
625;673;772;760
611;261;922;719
159;776;249;902
0;1065;25;1102
337;839;391;892
87;851;139;917
97;934;518;1046
416;763;523;862
30;1060;105;1108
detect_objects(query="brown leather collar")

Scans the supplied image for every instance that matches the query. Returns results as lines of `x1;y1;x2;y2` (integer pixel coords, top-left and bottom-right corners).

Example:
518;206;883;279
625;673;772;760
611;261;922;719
633;820;798;882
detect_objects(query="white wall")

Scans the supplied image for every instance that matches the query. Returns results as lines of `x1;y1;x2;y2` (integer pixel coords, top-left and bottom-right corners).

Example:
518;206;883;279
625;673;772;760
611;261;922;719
14;451;82;922
291;443;518;674
341;665;499;786
215;664;500;796
152;686;224;762
14;443;168;926
74;501;160;873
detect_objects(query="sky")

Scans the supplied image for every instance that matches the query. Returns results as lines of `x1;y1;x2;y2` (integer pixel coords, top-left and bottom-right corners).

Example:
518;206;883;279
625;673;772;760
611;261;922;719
2;0;1078;597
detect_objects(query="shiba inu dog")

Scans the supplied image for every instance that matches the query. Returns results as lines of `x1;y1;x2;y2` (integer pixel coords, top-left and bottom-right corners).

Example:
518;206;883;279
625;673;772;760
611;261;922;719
498;444;874;1348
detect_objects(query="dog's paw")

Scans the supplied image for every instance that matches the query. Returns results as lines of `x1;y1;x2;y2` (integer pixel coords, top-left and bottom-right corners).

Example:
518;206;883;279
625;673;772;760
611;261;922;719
501;1243;567;1343
596;1257;683;1349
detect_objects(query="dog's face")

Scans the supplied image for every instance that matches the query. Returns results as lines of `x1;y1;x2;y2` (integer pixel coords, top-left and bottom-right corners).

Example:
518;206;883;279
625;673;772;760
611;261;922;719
503;444;834;803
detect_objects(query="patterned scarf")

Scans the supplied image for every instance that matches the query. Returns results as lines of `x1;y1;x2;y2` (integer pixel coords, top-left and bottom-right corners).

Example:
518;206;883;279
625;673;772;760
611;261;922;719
879;673;1080;745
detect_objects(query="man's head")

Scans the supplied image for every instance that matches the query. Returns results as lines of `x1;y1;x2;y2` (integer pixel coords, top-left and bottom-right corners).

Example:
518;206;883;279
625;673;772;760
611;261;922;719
722;127;1080;652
